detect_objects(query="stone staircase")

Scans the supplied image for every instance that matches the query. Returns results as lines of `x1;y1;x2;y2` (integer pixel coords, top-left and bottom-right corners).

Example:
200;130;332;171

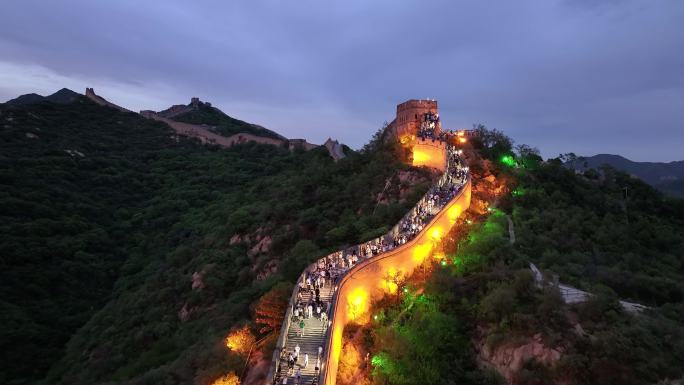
275;283;334;384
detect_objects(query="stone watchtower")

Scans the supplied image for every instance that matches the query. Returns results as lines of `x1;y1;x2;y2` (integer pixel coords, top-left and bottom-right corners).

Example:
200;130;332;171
390;99;441;140
387;99;447;170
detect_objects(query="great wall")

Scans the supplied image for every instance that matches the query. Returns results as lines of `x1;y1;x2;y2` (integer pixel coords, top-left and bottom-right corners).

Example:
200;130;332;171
84;88;346;160
265;100;473;385
82;90;649;383
261;99;649;385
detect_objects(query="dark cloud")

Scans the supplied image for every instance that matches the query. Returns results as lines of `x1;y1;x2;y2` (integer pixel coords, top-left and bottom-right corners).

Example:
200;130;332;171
1;0;682;161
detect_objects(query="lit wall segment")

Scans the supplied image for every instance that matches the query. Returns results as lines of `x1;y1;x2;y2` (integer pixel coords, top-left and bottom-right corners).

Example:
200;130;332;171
321;178;472;385
411;139;447;170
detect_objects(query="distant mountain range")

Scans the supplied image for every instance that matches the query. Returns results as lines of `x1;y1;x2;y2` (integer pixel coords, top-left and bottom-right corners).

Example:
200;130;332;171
573;154;684;196
3;87;345;159
4;88;82;105
3;88;288;141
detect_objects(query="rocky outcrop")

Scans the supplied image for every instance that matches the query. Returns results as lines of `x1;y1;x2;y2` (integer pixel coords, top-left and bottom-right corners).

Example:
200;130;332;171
477;333;562;385
230;234;244;245
396;169;432;202
254;259;278;281
248;236;272;257
191;271;206;291
178;302;193;322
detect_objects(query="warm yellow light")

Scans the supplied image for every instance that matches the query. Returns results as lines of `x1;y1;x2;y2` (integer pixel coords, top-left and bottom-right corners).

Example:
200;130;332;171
352;295;362;307
224;326;255;355
212;372;240;385
433;251;445;260
381;267;403;294
431;228;442;240
412;143;447;170
347;287;368;320
448;204;462;222
458;137;467;143
412;149;430;163
412;242;432;263
384;281;398;294
457;130;465;137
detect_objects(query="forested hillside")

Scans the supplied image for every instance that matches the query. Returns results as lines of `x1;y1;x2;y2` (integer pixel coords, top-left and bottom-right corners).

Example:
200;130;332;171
567;154;684;197
336;128;684;385
514;158;684;307
0;98;430;385
4;96;681;385
171;101;284;140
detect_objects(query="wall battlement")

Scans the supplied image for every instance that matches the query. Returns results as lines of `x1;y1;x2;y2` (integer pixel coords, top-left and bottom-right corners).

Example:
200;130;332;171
388;99;441;141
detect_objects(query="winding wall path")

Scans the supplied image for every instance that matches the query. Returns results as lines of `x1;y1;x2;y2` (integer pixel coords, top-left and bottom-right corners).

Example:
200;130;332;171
266;144;472;385
321;179;471;385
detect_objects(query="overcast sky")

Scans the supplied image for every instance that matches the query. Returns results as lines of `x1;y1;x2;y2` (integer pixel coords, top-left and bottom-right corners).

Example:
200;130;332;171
1;0;682;161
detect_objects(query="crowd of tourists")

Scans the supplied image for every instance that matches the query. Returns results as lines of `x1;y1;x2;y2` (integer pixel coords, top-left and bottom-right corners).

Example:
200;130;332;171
332;147;467;266
293;268;331;333
281;341;324;384
416;111;445;141
275;142;469;385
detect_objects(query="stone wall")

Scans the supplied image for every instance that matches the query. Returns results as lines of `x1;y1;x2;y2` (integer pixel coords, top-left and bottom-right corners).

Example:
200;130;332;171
411;138;447;170
86;87;348;160
140;111;286;147
84;88;132;113
321;178;472;385
390;99;439;139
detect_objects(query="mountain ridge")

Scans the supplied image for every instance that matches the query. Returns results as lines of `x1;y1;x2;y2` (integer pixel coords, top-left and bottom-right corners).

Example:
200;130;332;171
4;88;344;159
571;153;684;196
0;94;424;384
154;96;287;141
4;88;82;105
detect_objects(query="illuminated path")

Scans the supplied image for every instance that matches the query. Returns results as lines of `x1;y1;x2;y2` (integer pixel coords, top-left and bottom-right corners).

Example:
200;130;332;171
266;141;471;385
320;178;471;385
275;283;334;383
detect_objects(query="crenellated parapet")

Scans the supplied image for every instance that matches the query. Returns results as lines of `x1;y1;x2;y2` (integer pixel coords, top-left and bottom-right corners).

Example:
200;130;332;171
389;99;440;139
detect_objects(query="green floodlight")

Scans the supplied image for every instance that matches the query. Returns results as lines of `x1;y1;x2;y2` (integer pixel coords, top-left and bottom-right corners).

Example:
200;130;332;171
512;187;525;196
501;155;516;167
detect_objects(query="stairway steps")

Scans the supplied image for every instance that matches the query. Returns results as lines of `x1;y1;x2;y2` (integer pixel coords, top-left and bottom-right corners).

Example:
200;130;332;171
276;284;333;384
